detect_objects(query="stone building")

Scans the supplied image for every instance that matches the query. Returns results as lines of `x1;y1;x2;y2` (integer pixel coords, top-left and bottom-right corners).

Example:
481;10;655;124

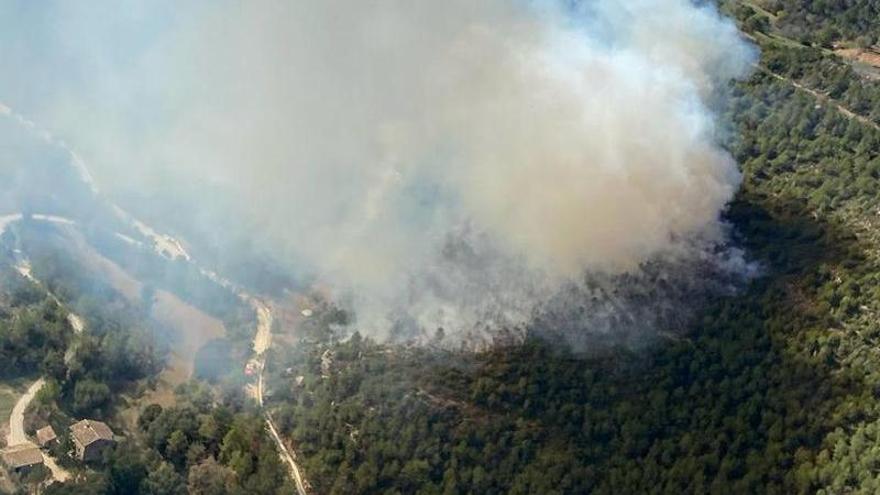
0;444;43;475
36;425;57;448
70;419;115;462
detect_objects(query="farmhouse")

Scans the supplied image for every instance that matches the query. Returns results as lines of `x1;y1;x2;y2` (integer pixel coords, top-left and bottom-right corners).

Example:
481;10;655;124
70;419;115;462
0;444;43;475
36;425;57;448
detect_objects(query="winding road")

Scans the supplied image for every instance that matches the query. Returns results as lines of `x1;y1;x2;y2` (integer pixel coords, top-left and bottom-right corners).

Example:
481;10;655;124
1;214;81;484
201;272;309;494
1;100;310;492
236;293;308;493
249;299;309;495
5;379;70;483
6;379;43;447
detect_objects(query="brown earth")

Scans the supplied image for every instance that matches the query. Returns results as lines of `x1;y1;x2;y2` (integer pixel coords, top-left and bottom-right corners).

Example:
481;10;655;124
53;226;226;428
836;47;880;69
59;226;225;382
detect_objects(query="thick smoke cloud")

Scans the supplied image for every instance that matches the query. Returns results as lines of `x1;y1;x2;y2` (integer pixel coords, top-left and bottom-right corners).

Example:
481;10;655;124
0;1;755;342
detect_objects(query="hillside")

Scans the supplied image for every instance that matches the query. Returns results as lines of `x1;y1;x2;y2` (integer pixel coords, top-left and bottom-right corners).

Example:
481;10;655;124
259;5;880;494
3;2;880;494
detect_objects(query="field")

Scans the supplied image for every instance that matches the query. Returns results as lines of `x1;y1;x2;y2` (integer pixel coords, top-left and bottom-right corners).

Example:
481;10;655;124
0;378;30;449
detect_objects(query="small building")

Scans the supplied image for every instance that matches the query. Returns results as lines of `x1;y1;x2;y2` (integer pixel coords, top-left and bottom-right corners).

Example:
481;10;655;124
36;425;58;448
0;444;43;475
70;419;115;462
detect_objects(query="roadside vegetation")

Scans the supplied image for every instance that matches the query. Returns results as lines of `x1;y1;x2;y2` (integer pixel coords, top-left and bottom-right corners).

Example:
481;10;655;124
6;2;880;494
1;220;293;494
0;267;71;382
44;383;295;495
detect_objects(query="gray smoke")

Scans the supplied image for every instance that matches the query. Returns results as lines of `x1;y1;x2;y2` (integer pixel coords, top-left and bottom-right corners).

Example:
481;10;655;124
0;1;756;343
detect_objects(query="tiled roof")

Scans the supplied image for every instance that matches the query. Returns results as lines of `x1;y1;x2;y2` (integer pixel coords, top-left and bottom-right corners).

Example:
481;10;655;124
70;419;114;446
36;425;57;446
1;444;43;468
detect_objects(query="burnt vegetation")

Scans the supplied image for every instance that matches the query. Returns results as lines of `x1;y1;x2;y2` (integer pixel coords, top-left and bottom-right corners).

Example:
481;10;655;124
4;2;880;494
259;5;880;494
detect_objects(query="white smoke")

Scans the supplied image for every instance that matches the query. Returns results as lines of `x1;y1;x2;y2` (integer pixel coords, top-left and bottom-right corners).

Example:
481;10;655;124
0;1;756;342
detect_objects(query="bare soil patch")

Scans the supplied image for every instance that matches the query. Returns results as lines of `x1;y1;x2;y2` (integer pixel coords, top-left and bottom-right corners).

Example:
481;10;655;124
836;47;880;69
151;291;226;378
59;226;226;380
53;227;227;428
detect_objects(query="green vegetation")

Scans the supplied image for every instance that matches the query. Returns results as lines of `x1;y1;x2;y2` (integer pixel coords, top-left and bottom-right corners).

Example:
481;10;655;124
738;0;880;48
6;3;880;494
0;386;18;435
725;0;880;126
0;222;293;494
0;252;74;380
44;383;295;495
260;5;880;494
12;223;165;418
85;228;256;343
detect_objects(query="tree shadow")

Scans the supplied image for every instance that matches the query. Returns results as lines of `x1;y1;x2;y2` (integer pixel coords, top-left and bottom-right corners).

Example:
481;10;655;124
423;188;875;493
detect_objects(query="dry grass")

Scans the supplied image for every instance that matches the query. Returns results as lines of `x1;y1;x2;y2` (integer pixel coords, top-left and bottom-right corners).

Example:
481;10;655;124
151;291;226;378
0;389;16;424
0;378;30;449
59;226;226;381
836;47;880;69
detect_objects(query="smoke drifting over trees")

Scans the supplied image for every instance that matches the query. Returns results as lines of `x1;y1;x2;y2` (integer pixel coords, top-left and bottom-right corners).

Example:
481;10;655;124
0;1;755;342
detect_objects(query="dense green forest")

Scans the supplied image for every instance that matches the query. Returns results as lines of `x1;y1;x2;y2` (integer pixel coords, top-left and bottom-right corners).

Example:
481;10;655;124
740;0;880;47
5;1;880;494
43;383;295;495
260;4;880;494
0;264;71;380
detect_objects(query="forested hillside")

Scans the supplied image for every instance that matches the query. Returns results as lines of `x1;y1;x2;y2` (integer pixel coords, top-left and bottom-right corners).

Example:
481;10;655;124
4;2;880;494
0;264;71;380
262;4;880;494
0;218;294;494
743;0;880;47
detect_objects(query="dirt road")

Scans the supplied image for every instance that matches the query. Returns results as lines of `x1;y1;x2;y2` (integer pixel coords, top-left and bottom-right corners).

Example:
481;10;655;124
5;378;71;483
2;104;309;492
247;298;309;494
0;214;22;235
738;25;880;133
6;379;41;446
266;410;309;495
1;215;78;484
756;66;880;132
252;300;273;356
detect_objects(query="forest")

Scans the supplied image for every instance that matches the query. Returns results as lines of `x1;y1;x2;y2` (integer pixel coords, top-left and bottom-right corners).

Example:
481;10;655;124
0;264;70;379
745;0;880;46
0;221;293;494
4;1;880;494
43;383;295;495
259;3;880;494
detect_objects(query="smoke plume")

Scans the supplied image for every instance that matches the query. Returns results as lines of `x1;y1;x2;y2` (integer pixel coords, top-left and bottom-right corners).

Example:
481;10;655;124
0;1;756;343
